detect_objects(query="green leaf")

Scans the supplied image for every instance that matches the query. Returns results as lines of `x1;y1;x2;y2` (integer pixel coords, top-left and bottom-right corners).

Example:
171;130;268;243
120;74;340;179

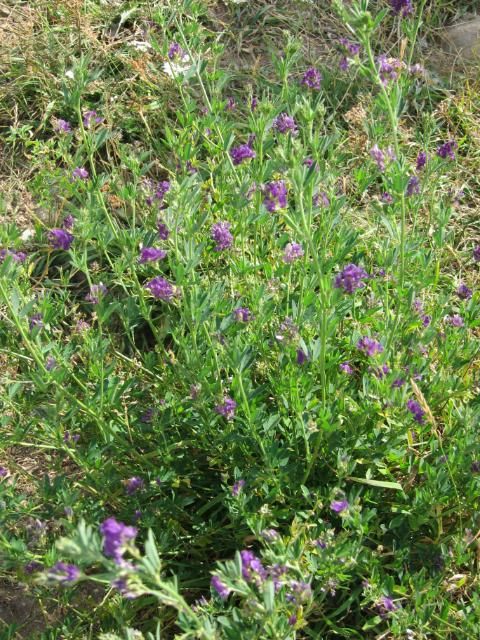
348;476;403;491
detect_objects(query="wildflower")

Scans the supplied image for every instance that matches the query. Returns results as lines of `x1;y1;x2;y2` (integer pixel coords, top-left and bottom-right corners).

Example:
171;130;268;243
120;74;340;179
473;245;480;262
0;248;27;263
406;176;420;196
230;143;256;165
313;191;330;207
421;314;431;327
49;228;74;250
0;467;8;478
211;575;230;599
272;113;297;135
357;337;384;357
62;214;75;230
167;42;186;61
287;580;312;603
330;499;349;513
263;180;288;212
339;57;349;71
283;242;304;264
407;398;424;424
146;180;170;207
445;314;464;327
112;577;137;599
54;119;72;133
211;221;233;251
390;0;413;17
437;140;458;160
145;276;175;301
125;476;144;495
232;479;245;496
139;247;167;264
339;362;353;375
233;307;253;322
215;396;237;421
371;364;390;379
457;283;472;300
339;37;361;56
251;96;258;111
241;550;267;584
157;220;170;240
409;63;425;77
381;192;394;204
83;110;103;128
48;562;80;584
25;561;43;574
301;67;322;90
29;314;44;330
296;348;308;365
99;517;137;566
370;145;386;171
63;431;80;444
226;96;236;111
392;377;405;388
275;317;299;343
416;151;427;170
288;614;298;626
85;283;107;304
377;54;404;84
261;528;279;542
72;167;89;181
45;356;56;371
334;263;369;293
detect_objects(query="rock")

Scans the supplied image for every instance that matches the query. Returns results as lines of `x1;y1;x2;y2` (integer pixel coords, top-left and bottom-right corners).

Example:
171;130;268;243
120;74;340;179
442;16;480;61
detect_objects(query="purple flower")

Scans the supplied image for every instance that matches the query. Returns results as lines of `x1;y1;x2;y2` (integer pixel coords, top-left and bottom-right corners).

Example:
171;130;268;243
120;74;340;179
406;176;420;196
63;431;80;444
48;562;80;584
416;151;427;170
445;314;464;327
25;560;43;574
0;248;27;263
62;214;75;230
313;191;330;208
49;228;74;250
72;167;89;181
288;614;298;626
251;96;258;111
339;57;349;71
85;283;107;304
296;348;308;365
287;580;312;603
168;42;185;61
99;517;137;566
283;242;304;264
377;55;404;84
339;362;353;375
112;577;137;599
261;528;279;542
381;192;394;204
157;220;170;240
330;499;349;513
232;479;245;496
139;247;167;264
421;314;431;327
211;221;233;251
263;180;288;212
211;575;230;600
392;377;405;388
339;38;361;56
54;119;72;133
390;0;413;17
215;396;237;421
145;276;175;301
371;364;390;379
225;96;236;111
241;550;267;584
275;317;299;343
357;337;384;357
370;145;386;171
301;67;322;90
407;398;424;424
0;466;8;478
233;307;253;323
457;283;472;300
272;113;297;135
125;476;144;495
45;356;57;371
437;140;457;160
83;110;103;128
473;245;480;262
29;313;44;330
334;263;369;293
230;143;256;165
145;180;170;207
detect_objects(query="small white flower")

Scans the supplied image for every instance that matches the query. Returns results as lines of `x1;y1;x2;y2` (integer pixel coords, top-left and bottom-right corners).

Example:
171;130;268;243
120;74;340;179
162;56;192;79
65;70;75;79
129;40;152;53
20;228;35;241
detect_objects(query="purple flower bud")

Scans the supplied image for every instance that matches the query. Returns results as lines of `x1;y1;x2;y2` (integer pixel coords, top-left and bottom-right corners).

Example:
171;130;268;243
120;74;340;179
416;151;427;170
139;247;167;264
381;192;394;204
437;140;458;160
232;479;245;496
301;67;322;90
296;348;308;365
85;283;107;304
377;55;404;85
0;467;8;478
263;181;288;212
211;575;230;599
272;113;297;135
457;283;472;300
390;0;413;17
339;362;353;375
211;221;233;251
225;96;236;111
230;143;256;165
233;307;253;322
45;356;57;371
29;313;44;330
370;145;386;171
215;396;237;421
62;214;75;230
406;175;420;196
330;499;349;513
250;96;258;111
334;263;369;293
473;245;480;262
145;276;175;301
54;119;72;133
157;220;170;240
283;242;304;264
241;549;267;584
125;476;144;495
49;228;74;250
339;38;361;56
357;337;384;357
48;562;80;584
99;517;137;566
72;167;89;181
407;398;424;424
445;314;464;327
83;110;103;128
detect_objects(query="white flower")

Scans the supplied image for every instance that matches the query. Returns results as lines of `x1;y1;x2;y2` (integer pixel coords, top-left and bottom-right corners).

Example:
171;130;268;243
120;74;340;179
129;40;152;53
162;56;192;79
20;228;35;241
65;70;75;79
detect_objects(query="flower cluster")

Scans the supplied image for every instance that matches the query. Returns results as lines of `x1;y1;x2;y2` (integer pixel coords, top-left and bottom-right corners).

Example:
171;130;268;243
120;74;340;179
230;143;256;165
99;517;137;566
263;180;288;212
211;221;233;251
145;276;175;301
334;264;369;293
